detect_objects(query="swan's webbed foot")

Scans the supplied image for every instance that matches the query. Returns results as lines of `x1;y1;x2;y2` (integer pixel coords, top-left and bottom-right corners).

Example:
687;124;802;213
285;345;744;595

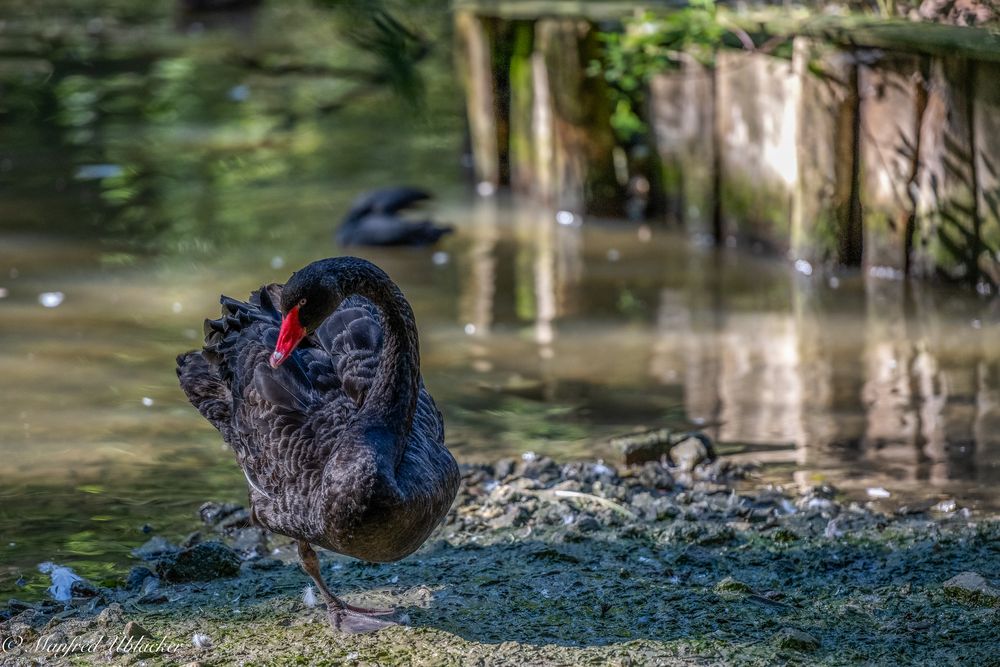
327;605;399;633
297;540;400;634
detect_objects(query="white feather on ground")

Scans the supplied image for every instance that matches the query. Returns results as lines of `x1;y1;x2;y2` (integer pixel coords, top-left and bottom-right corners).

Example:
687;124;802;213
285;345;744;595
37;562;83;602
303;585;318;608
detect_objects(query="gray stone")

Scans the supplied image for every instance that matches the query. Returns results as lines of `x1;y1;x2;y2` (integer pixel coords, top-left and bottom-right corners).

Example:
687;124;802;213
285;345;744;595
154;541;241;583
131;536;179;561
773;627;821;651
198;501;244;527
242;557;282;572
669;433;715;472
230;527;268;559
611;428;673;465
942;571;1000;607
123;620;152;639
125;566;154;591
714;576;753;595
96;602;123;626
493;458;517;480
490;505;530;529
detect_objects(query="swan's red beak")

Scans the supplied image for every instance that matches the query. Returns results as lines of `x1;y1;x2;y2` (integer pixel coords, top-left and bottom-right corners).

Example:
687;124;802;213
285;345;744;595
270;305;306;368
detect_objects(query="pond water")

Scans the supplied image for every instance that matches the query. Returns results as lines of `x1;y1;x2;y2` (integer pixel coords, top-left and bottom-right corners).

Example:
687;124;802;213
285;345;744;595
1;0;999;601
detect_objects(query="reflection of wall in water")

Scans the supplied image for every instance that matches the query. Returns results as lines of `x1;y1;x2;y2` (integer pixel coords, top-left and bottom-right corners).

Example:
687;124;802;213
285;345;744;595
653;272;999;486
716;314;804;448
793;282;867;474
457;201;584;372
862;281;922;476
458;199;500;372
513;205;583;353
975;361;1000;481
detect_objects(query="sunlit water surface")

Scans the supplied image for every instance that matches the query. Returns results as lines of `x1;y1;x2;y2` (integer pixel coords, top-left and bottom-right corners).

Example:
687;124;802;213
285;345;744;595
3;208;999;599
1;0;999;601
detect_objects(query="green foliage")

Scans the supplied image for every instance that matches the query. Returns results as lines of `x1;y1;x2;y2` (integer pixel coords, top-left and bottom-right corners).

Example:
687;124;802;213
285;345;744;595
590;1;727;142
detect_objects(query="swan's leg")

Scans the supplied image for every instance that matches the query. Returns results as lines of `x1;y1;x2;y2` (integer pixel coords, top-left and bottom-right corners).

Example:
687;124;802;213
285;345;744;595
296;541;398;633
296;540;347;607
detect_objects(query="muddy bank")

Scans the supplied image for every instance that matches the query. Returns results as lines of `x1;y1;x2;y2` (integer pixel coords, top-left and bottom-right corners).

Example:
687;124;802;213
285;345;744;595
2;454;999;666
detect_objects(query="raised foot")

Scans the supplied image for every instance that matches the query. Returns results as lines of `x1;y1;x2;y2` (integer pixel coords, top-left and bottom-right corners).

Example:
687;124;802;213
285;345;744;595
328;605;400;634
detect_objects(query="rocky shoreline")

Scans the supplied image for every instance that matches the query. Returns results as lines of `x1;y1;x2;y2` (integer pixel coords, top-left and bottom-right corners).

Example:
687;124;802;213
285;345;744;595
2;453;999;665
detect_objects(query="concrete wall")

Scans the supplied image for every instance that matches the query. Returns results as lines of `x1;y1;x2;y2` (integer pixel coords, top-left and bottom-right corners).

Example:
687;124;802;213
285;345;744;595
455;11;1000;288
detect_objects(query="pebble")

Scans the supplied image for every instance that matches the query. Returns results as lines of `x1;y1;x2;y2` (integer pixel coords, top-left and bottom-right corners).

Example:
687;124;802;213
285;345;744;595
123;620;152;639
932;499;957;513
198;501;246;527
669;434;715;472
97;603;124;626
132;536;180;561
773;627;820;651
154;542;241;583
942;572;1000;608
714;576;753;595
230;527;268;559
125;566;155;590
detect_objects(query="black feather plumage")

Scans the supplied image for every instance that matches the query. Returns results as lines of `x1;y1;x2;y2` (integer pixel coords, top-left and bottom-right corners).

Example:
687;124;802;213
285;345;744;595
177;258;459;566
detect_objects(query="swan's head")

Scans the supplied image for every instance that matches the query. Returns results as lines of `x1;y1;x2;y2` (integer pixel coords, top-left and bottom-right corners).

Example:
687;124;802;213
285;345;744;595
269;262;342;368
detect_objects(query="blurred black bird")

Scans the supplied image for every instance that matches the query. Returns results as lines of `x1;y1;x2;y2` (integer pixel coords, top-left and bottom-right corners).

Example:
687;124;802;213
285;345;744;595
179;0;261;11
336;187;452;247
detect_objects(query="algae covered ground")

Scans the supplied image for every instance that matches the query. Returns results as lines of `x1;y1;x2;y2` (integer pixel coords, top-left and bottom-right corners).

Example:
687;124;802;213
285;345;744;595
2;456;999;666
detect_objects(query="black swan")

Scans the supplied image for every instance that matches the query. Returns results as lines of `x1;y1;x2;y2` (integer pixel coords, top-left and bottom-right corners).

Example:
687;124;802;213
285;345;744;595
177;256;460;632
336;187;453;247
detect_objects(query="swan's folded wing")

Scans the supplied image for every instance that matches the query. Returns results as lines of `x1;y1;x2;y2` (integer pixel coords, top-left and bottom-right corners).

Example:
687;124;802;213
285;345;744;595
203;286;318;422
310;295;383;406
252;329;314;414
176;350;232;438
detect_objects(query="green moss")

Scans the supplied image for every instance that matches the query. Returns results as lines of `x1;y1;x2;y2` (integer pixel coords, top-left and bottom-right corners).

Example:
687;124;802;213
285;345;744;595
6;464;1000;666
862;208;905;269
719;174;792;250
713;576;753;595
508;21;535;185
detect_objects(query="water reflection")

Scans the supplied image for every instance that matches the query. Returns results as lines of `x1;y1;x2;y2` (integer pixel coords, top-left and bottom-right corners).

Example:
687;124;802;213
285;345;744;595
436;204;1000;504
0;0;998;603
2;198;999;602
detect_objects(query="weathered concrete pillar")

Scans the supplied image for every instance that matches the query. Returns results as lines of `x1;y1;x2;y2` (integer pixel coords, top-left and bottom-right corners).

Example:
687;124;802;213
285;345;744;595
454;11;502;189
791;38;861;268
648;57;716;237
534;18;621;214
973;61;1000;286
716;50;799;252
858;52;928;274
508;21;535;194
912;57;978;282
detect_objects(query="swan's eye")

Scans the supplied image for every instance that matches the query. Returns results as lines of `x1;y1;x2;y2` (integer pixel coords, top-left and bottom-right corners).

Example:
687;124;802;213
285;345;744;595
298;298;307;307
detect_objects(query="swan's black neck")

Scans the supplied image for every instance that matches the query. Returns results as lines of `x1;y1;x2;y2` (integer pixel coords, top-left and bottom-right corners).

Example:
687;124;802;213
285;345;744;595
314;258;420;442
